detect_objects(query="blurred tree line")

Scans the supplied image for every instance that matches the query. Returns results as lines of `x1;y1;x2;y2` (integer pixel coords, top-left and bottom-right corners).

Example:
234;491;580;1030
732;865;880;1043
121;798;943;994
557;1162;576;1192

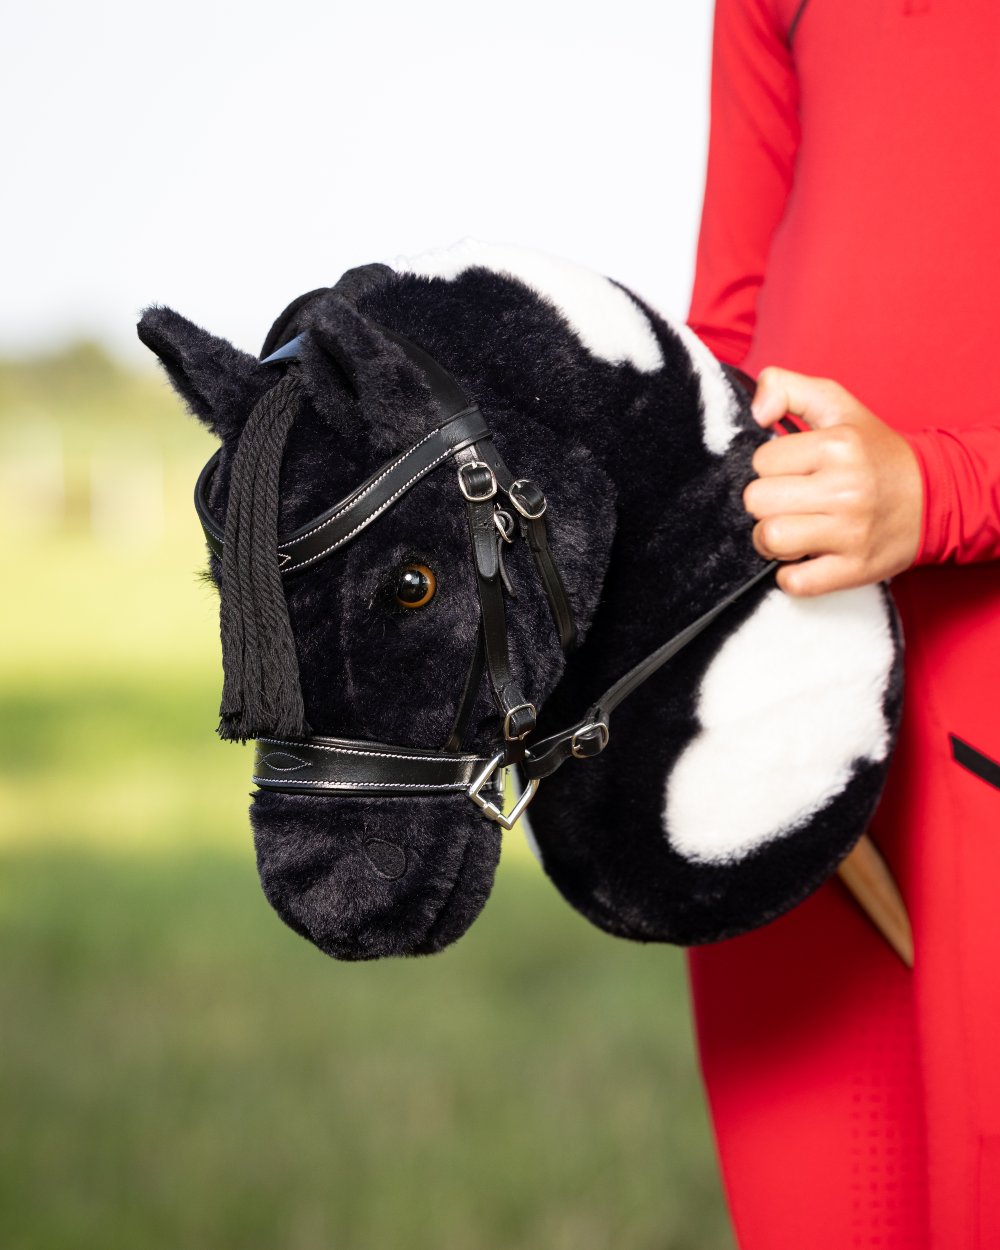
0;341;213;547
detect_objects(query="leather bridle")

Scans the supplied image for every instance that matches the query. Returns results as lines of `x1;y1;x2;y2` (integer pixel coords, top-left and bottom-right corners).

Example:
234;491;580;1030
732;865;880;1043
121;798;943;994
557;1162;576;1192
195;326;777;830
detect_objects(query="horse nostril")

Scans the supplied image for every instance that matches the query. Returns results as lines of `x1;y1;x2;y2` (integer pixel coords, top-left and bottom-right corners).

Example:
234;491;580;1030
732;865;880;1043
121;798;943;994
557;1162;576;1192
363;839;408;880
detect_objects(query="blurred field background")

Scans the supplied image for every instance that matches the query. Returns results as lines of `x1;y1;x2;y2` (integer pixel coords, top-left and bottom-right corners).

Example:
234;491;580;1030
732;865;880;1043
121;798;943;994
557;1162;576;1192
3;0;734;1242
0;346;735;1249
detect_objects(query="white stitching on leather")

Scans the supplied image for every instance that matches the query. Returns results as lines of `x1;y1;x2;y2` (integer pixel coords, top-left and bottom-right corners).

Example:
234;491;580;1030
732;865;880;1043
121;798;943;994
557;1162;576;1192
258;737;481;764
278;429;440;550
251;777;466;791
257;751;309;771
279;448;455;573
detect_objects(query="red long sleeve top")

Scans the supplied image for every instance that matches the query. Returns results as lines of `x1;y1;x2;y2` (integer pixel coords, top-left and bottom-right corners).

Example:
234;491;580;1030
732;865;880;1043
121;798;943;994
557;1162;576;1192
686;13;1000;1246
687;0;1000;566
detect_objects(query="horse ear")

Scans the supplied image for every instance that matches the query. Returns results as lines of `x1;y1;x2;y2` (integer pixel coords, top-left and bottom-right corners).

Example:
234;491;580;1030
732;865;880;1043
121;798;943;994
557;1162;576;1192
302;295;435;453
137;305;267;441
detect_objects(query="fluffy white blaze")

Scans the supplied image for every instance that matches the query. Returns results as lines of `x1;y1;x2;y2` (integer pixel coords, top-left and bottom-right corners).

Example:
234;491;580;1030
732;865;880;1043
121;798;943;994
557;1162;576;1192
395;239;663;373
672;322;742;455
663;585;894;864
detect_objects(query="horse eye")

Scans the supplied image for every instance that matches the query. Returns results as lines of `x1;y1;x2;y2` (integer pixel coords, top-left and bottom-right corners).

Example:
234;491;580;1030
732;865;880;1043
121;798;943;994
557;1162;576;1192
395;563;436;609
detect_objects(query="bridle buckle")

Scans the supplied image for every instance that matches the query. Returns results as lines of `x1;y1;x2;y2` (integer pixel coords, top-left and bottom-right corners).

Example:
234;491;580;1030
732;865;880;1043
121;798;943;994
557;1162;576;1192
467;751;540;830
508;478;547;520
494;507;516;543
570;720;609;759
458;460;497;502
503;702;537;741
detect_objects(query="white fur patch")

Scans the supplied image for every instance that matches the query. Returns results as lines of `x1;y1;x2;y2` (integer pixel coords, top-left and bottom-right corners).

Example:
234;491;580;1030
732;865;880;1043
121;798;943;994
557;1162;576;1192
663;586;894;864
394;239;663;373
672;322;742;455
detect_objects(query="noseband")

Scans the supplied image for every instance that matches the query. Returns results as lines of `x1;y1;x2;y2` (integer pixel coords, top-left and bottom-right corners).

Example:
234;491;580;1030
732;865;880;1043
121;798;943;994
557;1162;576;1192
195;326;777;829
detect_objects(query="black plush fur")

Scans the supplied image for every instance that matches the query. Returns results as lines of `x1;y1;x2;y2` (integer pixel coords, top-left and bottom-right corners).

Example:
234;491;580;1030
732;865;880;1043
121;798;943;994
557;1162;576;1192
139;253;903;960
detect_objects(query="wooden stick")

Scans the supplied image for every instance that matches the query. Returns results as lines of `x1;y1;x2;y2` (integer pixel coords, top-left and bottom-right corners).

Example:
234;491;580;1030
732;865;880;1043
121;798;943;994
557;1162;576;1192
836;834;914;968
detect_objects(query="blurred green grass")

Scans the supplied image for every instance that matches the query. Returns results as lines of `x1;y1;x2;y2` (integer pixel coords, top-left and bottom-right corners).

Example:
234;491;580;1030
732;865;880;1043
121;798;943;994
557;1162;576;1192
0;346;734;1250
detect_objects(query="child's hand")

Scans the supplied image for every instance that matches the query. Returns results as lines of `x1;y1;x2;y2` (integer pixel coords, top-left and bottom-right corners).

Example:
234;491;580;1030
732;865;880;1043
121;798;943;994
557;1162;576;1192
744;367;924;596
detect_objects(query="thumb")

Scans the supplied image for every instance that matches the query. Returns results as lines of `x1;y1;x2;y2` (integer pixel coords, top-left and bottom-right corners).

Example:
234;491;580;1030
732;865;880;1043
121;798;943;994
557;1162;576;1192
751;367;864;431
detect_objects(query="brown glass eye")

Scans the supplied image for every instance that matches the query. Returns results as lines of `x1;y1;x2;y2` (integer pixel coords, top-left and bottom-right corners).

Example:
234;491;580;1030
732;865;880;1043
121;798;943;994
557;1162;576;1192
395;563;436;608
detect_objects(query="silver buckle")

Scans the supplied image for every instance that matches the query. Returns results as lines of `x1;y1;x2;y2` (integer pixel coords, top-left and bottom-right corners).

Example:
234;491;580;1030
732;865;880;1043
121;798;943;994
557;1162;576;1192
508;478;546;520
503;702;536;741
493;507;516;543
458;460;497;502
570;721;609;758
467;752;540;830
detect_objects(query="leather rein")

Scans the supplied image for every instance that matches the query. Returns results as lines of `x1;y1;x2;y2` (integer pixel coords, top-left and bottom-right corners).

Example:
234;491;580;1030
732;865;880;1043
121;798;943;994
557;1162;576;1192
194;326;777;830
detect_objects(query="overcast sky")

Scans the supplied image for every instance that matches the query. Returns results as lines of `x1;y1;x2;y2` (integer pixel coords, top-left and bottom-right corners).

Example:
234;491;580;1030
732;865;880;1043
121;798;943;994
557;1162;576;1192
4;1;714;362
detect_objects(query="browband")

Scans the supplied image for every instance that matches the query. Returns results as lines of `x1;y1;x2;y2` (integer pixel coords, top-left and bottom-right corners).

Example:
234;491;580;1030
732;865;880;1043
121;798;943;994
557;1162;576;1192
195;403;490;576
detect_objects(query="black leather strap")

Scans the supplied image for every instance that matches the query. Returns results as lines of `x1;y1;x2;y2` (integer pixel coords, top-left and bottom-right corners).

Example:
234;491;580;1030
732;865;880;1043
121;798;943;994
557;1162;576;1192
520;508;576;650
377;324;471;421
253;735;500;797
442;631;486;751
470;441;577;650
195;405;490;575
456;444;537;742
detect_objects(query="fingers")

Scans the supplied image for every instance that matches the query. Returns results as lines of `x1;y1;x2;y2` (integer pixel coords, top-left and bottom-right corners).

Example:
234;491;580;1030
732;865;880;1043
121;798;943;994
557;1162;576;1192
775;555;869;597
752;513;842;562
752;428;826;476
752;421;867;480
742;367;910;594
751;367;862;431
743;472;832;518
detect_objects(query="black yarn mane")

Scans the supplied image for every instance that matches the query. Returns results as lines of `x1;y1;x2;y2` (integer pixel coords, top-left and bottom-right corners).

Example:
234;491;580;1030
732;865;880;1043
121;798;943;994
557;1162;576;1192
217;371;308;742
215;265;395;743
